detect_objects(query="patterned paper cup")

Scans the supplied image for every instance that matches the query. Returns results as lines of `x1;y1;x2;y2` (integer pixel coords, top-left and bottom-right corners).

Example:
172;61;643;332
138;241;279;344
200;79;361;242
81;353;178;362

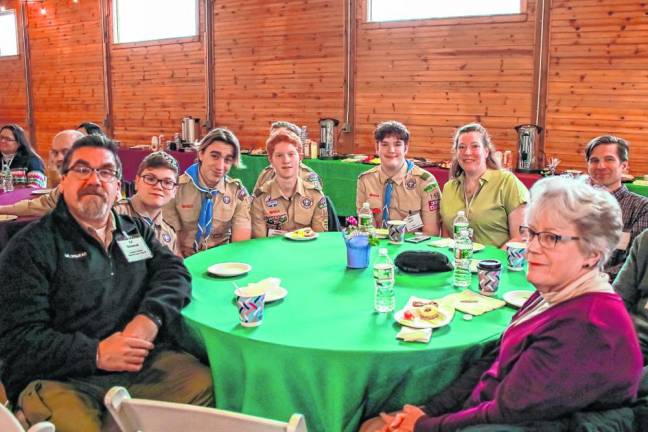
477;259;502;296
236;286;266;327
506;241;528;272
387;220;407;244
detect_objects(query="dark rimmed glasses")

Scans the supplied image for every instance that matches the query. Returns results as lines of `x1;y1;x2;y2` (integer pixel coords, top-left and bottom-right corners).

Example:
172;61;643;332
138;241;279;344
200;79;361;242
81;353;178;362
140;174;178;190
519;226;580;249
67;164;119;183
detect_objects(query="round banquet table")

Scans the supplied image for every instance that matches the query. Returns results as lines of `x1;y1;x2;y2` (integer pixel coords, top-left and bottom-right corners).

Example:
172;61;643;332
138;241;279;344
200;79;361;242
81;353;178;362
182;233;534;432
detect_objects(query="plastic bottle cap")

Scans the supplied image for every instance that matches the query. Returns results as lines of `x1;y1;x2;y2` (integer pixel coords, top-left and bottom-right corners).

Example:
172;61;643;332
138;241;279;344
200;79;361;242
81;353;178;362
363;202;370;208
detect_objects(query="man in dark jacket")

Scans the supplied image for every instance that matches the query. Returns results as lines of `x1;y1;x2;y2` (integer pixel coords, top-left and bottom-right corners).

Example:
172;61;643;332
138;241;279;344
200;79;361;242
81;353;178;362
0;136;213;432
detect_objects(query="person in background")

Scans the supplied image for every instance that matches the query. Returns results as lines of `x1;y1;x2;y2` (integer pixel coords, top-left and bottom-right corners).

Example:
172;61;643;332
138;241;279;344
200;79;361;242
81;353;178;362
356;120;440;235
0;136;213;432
114;151;180;254
361;175;642;432
77;122;106;137
251;130;328;237
0;124;46;189
613;230;648;364
252;120;322;193
164;127;251;257
0;129;83;217
585;135;648;280
440;123;528;247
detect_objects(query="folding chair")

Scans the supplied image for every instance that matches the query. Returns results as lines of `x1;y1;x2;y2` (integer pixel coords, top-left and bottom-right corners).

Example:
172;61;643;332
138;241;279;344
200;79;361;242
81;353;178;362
104;386;307;432
0;402;55;432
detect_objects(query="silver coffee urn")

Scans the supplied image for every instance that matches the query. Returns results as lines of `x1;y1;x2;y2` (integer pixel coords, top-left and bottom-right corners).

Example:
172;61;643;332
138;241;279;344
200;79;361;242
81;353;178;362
319;118;339;159
181;117;201;146
514;124;543;173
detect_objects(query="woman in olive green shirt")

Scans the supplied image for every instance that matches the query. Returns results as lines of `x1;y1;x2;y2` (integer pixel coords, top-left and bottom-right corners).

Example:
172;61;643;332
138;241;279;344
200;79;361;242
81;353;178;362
440;123;529;247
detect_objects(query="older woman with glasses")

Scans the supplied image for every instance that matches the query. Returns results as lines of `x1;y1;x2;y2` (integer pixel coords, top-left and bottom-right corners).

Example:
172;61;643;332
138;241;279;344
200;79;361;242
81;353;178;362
440;123;528;247
362;175;642;432
0;124;46;188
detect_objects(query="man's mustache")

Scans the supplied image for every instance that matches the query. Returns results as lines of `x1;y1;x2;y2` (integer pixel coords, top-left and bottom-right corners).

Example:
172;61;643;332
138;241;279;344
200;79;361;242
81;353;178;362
78;186;107;199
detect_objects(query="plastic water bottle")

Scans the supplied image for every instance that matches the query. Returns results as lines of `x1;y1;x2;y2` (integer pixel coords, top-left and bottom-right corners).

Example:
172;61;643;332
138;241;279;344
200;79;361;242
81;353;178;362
453;228;473;288
453;210;469;239
373;248;395;312
358;202;374;233
2;168;13;193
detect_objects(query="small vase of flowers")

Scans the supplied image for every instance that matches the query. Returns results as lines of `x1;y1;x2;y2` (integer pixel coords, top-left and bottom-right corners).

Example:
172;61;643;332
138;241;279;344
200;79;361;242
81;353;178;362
343;216;378;269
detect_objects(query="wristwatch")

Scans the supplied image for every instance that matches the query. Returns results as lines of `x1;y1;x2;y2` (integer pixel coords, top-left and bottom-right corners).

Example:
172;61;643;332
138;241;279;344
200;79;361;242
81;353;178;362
142;311;163;328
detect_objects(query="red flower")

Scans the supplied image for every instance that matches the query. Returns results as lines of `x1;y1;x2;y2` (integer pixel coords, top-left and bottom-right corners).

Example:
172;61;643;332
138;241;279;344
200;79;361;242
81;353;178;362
371;208;381;215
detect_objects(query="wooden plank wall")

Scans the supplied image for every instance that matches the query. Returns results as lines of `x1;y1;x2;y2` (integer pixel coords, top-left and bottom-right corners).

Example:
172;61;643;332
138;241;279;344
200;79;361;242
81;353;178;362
27;0;105;155
0;0;647;173
0;1;27;127
213;0;345;149
354;1;537;159
109;2;206;144
545;0;648;172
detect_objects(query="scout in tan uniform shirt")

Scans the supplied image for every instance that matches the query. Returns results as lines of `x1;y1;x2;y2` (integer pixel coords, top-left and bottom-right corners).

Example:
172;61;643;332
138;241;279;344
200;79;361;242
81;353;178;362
114;196;178;254
251;129;328;237
252;120;323;193
164;128;251;257
356;120;441;235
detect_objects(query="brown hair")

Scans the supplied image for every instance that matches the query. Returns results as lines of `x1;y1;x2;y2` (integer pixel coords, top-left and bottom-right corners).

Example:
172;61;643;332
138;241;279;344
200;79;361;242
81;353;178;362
198;127;243;168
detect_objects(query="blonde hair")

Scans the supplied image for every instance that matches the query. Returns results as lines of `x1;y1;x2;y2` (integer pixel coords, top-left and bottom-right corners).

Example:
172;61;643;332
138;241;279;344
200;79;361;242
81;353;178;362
450;123;501;178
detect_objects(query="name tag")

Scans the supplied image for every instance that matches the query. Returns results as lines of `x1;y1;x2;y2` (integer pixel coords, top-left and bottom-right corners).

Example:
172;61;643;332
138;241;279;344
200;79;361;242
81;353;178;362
268;229;287;237
404;213;424;232
117;235;153;263
616;231;631;251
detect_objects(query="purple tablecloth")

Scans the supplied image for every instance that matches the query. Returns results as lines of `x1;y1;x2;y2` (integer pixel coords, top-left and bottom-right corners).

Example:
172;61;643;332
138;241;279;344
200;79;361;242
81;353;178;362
0;188;41;251
118;149;197;182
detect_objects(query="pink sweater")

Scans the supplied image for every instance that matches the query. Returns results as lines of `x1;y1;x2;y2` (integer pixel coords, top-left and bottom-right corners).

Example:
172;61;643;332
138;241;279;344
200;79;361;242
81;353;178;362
415;292;643;432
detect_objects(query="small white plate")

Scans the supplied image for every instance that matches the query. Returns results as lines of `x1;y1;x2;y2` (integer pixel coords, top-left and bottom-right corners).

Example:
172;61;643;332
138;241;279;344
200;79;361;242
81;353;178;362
0;215;18;222
235;286;288;303
284;230;318;241
503;290;534;308
429;239;485;252
395;303;455;329
31;189;52;195
207;262;252;277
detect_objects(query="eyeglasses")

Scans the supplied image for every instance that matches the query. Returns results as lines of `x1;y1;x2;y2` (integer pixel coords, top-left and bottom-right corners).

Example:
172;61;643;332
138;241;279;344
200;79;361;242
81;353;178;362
140;174;177;190
67;164;119;183
0;136;16;143
519;226;580;249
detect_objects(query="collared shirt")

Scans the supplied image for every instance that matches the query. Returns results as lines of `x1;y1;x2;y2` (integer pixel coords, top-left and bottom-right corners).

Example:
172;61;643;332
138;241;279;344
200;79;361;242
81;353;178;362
608;185;648;279
356;162;441;228
163;173;251;257
251;176;328;237
440;169;529;247
114;195;178;255
75;211;116;251
253;162;323;194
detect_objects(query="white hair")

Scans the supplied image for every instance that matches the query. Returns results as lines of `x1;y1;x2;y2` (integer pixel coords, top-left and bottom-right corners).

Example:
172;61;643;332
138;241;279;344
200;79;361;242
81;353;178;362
526;175;622;269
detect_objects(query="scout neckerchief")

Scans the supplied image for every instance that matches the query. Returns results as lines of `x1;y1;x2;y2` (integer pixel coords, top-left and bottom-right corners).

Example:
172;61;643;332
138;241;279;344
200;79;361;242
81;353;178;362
186;163;219;252
382;159;414;227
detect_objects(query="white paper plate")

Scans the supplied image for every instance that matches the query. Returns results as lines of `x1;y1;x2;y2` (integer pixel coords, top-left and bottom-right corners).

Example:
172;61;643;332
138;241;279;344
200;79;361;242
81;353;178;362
284;230;318;241
395;302;455;329
235;286;288;303
31;189;52;195
503;290;534;308
0;215;18;222
207;262;252;277
429;239;485;252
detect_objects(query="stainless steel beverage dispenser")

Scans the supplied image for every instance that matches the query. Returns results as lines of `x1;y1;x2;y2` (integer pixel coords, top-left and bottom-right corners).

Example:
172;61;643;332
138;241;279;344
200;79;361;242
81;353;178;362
514;124;543;173
319;118;339;158
181;117;201;144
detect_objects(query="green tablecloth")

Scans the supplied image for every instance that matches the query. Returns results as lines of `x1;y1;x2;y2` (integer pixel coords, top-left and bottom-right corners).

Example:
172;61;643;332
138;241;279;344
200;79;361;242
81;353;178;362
230;155;371;216
627;181;648;198
182;233;534;432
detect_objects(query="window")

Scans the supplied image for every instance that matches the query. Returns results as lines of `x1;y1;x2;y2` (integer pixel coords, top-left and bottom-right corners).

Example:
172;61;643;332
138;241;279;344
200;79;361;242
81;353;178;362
113;0;198;44
368;0;522;23
0;10;19;57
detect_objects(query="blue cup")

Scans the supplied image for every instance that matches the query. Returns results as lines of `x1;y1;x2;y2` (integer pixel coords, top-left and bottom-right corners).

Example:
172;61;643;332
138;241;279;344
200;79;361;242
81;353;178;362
345;234;370;269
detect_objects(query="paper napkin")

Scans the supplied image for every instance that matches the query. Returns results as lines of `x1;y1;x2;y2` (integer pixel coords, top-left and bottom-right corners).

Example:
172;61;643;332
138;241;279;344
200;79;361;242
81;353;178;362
396;326;432;343
444;290;506;316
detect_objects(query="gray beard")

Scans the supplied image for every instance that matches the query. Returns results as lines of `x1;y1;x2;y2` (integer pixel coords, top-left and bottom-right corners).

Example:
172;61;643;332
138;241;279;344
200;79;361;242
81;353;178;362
78;195;109;221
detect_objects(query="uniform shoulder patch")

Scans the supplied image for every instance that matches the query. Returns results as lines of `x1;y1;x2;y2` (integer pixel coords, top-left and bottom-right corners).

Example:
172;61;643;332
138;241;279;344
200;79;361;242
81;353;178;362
419;171;432;181
358;166;379;179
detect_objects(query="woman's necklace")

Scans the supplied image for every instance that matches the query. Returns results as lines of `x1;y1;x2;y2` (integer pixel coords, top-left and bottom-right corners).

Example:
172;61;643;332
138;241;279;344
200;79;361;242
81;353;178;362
463;179;482;215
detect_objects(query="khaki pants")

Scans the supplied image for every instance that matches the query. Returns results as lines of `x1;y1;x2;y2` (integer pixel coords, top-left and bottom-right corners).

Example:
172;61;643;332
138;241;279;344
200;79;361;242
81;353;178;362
17;350;214;432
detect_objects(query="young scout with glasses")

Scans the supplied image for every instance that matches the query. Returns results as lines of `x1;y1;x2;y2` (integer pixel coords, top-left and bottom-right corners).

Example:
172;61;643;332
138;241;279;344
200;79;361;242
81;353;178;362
114;151;181;255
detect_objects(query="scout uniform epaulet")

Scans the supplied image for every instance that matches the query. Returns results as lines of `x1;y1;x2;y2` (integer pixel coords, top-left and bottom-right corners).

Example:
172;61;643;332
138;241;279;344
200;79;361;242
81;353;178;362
358;166;379;179
116;198;130;205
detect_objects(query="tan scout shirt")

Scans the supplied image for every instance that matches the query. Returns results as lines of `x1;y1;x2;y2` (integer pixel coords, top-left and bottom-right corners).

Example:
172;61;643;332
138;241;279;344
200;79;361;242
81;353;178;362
251;177;328;238
0;186;60;217
164;173;251;256
114;196;178;255
356;162;441;231
253;162;322;195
